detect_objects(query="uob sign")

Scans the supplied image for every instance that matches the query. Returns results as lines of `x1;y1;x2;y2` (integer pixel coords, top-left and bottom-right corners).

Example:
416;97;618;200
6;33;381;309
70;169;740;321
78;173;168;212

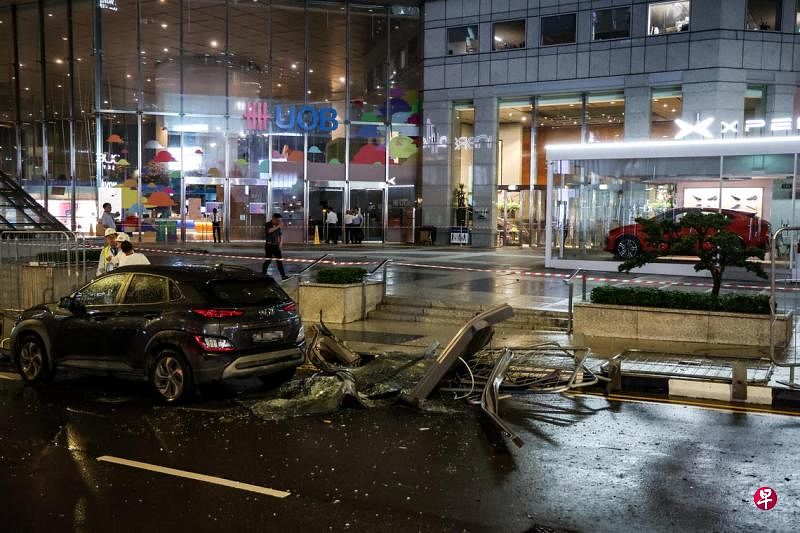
244;101;338;133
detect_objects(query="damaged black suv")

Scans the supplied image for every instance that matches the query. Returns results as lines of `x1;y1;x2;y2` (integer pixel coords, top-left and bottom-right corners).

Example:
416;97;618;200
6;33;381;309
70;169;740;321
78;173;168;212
11;265;305;403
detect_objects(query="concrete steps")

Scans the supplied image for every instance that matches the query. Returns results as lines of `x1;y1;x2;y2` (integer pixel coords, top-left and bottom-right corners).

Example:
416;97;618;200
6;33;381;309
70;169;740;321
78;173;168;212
368;296;569;332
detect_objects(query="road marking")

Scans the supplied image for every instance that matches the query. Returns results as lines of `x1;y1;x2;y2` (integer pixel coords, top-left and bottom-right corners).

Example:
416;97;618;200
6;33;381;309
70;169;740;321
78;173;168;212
0;372;21;381
96;455;291;499
567;390;800;417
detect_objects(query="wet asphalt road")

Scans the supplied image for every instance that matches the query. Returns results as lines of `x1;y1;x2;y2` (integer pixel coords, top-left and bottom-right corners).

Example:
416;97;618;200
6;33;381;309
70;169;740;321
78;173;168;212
1;367;798;532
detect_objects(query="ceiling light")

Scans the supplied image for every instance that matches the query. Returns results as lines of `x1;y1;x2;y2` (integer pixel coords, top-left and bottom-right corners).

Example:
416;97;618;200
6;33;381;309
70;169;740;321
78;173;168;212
161;23;168;28
494;36;502;42
663;103;668;108
48;13;53;17
62;37;67;40
277;83;282;87
671;108;676;112
521;117;527;122
339;76;345;82
163;48;168;52
57;84;62;88
308;69;314;73
210;40;218;48
291;63;297;69
147;78;152;82
307;90;311;94
55;59;63;64
126;74;132;78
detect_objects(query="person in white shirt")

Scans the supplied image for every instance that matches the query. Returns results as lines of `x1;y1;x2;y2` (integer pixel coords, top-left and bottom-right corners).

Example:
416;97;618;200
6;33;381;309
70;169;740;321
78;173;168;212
110;232;131;268
325;207;339;244
343;209;354;244
211;207;222;243
117;240;150;266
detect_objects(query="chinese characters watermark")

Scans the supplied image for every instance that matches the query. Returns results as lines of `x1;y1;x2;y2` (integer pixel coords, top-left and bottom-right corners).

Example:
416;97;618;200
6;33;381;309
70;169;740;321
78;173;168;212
753;486;778;511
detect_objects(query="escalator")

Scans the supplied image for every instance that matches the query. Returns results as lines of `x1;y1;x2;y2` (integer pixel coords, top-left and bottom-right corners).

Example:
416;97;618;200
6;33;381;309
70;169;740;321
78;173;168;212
0;171;68;232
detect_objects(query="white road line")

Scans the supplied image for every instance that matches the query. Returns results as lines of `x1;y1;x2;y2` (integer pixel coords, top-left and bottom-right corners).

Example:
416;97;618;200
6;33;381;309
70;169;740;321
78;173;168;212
0;372;21;381
96;455;291;499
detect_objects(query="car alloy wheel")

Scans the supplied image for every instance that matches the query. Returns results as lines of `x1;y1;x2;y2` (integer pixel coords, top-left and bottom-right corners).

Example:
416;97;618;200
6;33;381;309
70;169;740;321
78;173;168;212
616;236;641;260
17;335;52;382
151;351;192;403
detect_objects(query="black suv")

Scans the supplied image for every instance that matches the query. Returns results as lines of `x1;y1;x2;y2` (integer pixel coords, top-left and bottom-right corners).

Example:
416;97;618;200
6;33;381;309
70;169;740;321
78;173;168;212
11;265;305;402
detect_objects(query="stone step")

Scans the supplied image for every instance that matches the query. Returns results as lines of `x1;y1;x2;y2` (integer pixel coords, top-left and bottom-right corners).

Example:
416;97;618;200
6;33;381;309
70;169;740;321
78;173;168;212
378;299;569;319
366;309;568;331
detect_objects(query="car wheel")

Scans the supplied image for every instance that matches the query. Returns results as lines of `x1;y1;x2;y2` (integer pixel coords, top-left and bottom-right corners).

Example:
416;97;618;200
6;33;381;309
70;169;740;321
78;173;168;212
258;368;297;387
16;334;53;383
616;236;642;260
150;349;194;403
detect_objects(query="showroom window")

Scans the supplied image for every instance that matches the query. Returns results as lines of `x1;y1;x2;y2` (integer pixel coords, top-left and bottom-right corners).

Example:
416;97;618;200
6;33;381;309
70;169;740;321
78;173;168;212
493;20;526;50
648;1;690;35
651;87;683;139
592;7;631;40
746;0;782;31
447;25;479;55
541;14;577;46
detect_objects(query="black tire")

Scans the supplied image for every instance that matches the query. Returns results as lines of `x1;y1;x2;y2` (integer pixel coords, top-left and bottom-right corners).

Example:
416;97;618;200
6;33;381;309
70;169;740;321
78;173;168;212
149;349;194;404
258;368;297;387
16;334;53;383
615;235;642;260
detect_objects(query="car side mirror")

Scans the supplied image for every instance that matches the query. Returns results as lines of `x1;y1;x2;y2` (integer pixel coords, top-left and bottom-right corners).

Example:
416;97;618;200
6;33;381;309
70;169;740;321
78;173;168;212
58;296;73;309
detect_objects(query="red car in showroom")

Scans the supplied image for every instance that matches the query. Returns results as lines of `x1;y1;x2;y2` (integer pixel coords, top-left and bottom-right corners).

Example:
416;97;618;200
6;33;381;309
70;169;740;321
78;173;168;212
607;208;771;260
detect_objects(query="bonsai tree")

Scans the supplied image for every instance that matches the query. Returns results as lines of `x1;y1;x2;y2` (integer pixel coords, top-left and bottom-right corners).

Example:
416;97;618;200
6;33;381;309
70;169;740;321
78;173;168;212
618;211;767;296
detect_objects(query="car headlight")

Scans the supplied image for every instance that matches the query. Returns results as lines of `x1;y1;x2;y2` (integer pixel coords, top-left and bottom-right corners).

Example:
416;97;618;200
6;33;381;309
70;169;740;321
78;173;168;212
296;325;305;343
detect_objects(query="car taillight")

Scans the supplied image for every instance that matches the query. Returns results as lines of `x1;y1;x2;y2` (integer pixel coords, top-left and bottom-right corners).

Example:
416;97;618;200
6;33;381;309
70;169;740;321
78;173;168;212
194;335;235;353
191;308;244;318
280;302;297;314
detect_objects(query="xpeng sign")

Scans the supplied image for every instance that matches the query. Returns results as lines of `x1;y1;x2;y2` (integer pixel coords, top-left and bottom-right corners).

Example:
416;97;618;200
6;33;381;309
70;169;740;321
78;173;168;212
243;101;338;133
674;116;800;139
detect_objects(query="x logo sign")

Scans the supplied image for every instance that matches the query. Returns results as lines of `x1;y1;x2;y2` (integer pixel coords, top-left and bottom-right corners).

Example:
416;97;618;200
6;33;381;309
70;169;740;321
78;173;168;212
674;117;715;140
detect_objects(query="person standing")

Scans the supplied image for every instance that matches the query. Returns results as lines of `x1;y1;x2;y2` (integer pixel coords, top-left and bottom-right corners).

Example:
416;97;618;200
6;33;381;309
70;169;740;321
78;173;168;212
325;207;339;244
263;213;290;280
99;202;117;233
352;209;364;244
211;207;222;243
344;209;354;244
116;240;151;266
96;227;119;276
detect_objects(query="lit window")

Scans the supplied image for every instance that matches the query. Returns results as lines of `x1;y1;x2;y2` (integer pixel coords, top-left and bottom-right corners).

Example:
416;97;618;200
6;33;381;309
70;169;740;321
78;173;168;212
648;1;690;35
541;14;577;46
447;25;479;55
593;7;631;40
746;0;782;31
492;20;526;51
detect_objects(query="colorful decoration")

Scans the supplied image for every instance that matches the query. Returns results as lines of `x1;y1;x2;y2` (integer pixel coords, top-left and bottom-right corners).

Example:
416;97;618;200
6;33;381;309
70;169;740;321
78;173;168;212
153;150;176;163
389;136;418;159
144;191;175;207
116;158;130;167
144;140;163;149
352;143;386;165
194;149;204;155
106;134;123;143
208;167;221;177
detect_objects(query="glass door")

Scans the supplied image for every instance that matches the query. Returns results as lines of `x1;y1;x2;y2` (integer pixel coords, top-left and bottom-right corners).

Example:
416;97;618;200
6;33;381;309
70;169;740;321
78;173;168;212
229;179;268;241
309;183;345;243
350;184;384;243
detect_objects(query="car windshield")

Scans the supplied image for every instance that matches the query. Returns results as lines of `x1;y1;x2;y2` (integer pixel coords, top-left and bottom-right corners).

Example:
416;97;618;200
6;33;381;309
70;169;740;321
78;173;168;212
203;280;286;306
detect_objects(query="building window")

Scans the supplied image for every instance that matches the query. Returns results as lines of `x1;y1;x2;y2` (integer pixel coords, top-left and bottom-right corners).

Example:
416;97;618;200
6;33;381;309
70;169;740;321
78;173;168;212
587;92;625;142
745;85;766;136
648;1;690;35
651;87;683;139
447;25;479;55
746;0;782;31
541;14;577;46
493;20;526;50
796;0;800;31
592;7;631;40
452;104;475;227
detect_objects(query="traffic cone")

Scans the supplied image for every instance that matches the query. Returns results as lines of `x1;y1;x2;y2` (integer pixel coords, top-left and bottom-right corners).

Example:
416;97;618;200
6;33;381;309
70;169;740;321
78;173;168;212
313;225;320;245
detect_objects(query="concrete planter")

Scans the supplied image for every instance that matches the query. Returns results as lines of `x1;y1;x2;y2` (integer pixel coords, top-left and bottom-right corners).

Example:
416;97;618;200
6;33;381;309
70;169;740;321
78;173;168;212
297;281;384;324
574;303;793;348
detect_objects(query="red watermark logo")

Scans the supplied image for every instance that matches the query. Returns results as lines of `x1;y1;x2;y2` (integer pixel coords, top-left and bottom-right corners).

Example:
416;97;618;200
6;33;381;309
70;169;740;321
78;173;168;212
753;486;778;510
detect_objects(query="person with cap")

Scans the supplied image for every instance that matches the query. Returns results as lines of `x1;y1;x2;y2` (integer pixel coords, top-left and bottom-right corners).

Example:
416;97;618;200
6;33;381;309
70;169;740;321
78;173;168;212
115;232;150;267
96;227;119;276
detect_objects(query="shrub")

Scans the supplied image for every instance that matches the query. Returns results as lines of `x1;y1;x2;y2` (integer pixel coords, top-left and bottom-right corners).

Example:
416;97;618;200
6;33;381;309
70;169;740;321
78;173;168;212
590;286;770;315
315;267;367;284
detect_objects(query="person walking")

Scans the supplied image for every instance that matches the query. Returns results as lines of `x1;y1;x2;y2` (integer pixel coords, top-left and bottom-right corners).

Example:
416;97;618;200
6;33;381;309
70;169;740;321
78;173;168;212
96;227;119;276
211;207;222;243
263;213;290;281
116;239;151;266
325;207;339;244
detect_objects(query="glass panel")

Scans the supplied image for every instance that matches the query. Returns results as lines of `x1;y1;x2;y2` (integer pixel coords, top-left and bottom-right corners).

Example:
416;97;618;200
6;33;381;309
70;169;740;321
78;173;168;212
271;132;305;243
310;184;344;243
447;25;479;55
0;6;15;129
18;4;42;125
541;14;577;46
141;0;181;113
498;101;532;247
796;0;800;31
100;0;137;110
648;1;690;35
351;6;387;122
182;0;227;116
493;20;526;50
273;1;306;108
351;186;385;242
230;183;267;241
746;0;782;31
651;87;682;139
587;92;625;143
592;7;631;40
745;85;766;137
535;94;582;186
386;185;413;243
452;105;474;226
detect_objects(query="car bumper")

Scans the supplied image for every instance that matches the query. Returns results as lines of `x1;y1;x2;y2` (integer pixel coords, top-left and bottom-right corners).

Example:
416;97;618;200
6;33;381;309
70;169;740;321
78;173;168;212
194;343;306;382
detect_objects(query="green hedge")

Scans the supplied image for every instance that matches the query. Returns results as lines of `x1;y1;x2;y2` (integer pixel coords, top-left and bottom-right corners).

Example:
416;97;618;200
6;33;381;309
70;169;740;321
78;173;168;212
35;249;101;263
315;267;367;284
590;286;770;315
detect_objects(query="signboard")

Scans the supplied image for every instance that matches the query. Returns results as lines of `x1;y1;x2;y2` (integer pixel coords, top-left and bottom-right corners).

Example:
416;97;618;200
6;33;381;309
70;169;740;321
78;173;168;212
243;101;338;133
675;116;800;139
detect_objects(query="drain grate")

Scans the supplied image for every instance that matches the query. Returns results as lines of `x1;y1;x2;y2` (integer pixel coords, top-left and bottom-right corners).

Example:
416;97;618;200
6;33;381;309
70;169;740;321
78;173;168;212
603;350;773;384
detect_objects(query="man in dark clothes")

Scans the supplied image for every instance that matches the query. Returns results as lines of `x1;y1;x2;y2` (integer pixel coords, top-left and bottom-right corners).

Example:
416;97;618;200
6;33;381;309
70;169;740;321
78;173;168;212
263;213;290;280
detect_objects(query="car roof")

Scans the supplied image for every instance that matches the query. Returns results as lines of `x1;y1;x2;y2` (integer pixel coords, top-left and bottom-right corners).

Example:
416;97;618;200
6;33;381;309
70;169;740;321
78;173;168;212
109;264;265;283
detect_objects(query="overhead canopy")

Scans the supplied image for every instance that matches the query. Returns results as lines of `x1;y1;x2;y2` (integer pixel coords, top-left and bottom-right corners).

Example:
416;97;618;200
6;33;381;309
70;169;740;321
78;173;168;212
0;171;69;232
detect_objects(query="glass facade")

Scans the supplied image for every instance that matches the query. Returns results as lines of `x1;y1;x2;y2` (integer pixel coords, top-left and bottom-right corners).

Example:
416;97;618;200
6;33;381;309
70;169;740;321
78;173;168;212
0;0;421;243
